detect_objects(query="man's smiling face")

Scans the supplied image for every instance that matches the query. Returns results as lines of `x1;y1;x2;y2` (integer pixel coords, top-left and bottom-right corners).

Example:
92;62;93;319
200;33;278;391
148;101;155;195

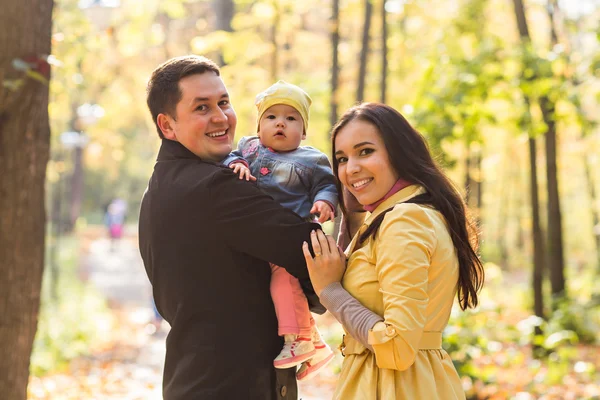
160;71;237;162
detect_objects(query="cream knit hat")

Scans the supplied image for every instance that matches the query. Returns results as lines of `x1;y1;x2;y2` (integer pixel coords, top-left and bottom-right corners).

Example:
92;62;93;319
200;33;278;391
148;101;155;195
255;80;312;132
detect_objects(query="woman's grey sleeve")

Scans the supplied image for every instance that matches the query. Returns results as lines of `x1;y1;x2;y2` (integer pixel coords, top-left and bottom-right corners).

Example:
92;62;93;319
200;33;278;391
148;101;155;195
319;282;383;351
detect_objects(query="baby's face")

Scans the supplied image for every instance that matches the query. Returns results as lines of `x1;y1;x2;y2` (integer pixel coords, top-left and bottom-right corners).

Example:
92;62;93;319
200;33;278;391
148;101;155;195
258;104;305;152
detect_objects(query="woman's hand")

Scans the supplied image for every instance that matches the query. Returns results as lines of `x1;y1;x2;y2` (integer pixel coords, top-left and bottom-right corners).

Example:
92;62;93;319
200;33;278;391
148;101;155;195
302;230;347;296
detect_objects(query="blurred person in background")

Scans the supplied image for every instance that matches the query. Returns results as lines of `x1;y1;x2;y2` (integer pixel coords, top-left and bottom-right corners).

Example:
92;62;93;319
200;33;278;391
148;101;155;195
104;198;127;250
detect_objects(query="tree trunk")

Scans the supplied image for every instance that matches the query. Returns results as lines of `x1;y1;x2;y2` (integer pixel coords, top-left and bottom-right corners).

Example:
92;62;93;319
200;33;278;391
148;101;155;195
356;0;372;102
497;210;509;268
516;142;528;255
464;144;472;206
270;0;280;81
329;0;340;128
542;1;566;298
213;0;234;66
547;0;600;274
472;147;483;237
512;0;546;328
330;0;342;239
380;0;387;103
475;149;483;213
540;97;565;297
546;0;558;44
283;31;294;73
583;155;600;272
68;101;83;231
512;0;530;38
0;1;53;397
69;146;84;229
529;136;546;324
48;163;65;301
495;142;511;268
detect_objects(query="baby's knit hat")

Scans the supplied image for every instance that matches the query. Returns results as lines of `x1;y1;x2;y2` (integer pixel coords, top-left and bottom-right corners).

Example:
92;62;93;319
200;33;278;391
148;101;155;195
255;80;312;132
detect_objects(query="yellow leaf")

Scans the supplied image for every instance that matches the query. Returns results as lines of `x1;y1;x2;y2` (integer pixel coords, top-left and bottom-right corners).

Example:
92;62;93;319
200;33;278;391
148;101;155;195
26;70;49;85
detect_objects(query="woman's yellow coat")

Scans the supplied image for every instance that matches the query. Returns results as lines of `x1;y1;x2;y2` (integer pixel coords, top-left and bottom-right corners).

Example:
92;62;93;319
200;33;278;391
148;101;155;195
335;185;466;400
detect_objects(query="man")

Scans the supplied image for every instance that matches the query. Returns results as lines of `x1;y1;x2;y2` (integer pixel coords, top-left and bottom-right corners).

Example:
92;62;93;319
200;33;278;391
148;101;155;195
138;55;322;399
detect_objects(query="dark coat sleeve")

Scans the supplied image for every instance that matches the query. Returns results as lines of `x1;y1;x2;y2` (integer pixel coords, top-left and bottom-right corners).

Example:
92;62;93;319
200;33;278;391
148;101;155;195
209;168;325;313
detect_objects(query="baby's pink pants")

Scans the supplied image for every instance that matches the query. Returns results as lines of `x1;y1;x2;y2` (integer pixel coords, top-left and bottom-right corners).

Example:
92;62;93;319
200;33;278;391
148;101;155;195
270;264;313;337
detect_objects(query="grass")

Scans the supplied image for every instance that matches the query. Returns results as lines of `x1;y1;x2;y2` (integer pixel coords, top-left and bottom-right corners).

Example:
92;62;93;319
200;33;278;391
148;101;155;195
30;234;112;376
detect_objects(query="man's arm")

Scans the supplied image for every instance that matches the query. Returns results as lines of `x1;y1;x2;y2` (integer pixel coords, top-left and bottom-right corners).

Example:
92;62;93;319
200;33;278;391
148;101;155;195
209;167;320;281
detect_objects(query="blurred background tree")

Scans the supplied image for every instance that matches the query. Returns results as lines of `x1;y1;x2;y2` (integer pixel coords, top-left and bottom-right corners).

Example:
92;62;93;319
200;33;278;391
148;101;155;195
0;1;53;399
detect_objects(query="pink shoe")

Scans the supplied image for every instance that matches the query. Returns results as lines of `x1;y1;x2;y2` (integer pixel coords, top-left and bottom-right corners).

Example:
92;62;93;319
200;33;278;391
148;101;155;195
297;324;335;380
273;335;315;369
296;341;334;380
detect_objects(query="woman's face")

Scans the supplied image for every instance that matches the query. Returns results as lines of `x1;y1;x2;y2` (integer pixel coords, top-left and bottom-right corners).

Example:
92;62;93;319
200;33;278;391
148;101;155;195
334;119;399;206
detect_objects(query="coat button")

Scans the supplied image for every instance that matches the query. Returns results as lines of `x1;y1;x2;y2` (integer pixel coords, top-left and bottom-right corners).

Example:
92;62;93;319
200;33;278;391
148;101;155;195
280;385;287;397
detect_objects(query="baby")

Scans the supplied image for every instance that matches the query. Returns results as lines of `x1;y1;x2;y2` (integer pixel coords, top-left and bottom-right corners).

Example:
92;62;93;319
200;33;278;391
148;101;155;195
223;80;337;380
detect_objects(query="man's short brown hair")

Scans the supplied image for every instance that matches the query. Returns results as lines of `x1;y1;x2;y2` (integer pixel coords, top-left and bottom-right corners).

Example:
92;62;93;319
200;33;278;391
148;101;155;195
146;55;220;138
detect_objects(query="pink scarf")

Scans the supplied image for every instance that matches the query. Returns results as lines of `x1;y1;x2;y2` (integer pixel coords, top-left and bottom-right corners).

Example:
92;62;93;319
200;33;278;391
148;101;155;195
363;179;412;212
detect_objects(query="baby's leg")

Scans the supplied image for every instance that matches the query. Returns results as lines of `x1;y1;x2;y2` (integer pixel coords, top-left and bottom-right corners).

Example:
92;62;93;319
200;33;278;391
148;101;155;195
270;264;312;337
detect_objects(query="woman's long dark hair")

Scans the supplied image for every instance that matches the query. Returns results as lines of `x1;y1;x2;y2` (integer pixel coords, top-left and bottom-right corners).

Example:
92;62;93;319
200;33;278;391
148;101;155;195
331;103;484;310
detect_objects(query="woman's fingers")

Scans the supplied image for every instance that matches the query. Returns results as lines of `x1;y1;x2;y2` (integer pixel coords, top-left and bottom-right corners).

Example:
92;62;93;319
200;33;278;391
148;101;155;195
326;234;338;256
302;241;314;269
310;230;323;256
315;229;331;254
310;230;343;257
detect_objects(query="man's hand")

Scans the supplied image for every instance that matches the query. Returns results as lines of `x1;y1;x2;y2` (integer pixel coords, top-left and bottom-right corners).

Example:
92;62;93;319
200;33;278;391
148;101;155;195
229;162;257;181
310;200;335;223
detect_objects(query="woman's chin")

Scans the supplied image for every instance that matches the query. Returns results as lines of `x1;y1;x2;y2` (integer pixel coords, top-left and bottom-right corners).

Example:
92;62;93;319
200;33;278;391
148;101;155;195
353;197;370;208
350;191;369;204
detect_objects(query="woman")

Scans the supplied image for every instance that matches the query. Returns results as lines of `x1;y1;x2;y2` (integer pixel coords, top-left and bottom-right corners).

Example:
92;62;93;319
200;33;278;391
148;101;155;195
302;103;484;399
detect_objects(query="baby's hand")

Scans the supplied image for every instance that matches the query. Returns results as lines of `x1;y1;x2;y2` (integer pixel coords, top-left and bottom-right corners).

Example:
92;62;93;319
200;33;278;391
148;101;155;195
230;162;257;181
310;201;335;223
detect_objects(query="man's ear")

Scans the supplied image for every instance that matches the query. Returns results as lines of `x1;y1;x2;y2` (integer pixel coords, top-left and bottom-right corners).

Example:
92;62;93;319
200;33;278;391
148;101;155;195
157;113;177;141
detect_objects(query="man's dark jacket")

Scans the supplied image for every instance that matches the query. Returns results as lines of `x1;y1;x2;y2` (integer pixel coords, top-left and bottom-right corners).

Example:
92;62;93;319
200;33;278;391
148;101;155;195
139;140;321;400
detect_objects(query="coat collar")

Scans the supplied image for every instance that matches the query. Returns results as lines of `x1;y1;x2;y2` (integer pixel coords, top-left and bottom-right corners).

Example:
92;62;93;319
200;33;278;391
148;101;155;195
363;184;426;225
157;139;200;161
344;185;426;255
